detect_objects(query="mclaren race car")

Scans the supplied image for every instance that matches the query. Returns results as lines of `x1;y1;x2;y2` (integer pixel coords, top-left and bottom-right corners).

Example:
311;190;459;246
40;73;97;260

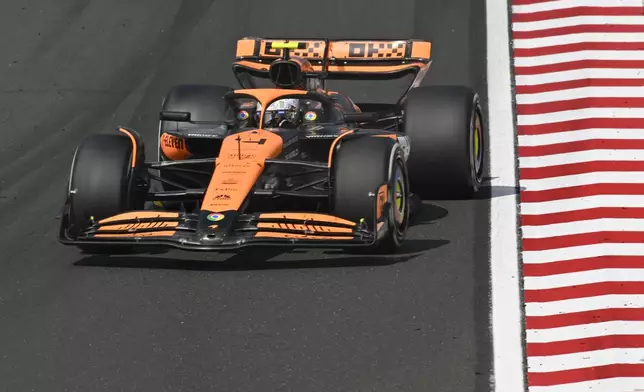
58;38;485;254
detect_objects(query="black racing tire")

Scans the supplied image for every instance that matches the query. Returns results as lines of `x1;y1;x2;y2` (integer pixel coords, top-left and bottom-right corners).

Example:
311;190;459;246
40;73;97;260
157;84;233;211
331;136;410;253
68;133;145;253
403;85;485;199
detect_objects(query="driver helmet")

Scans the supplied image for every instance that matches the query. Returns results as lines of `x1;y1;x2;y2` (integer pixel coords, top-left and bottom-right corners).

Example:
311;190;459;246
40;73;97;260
264;98;300;127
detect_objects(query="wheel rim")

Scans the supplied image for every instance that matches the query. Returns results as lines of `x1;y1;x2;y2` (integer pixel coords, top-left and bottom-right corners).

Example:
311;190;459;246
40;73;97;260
472;111;484;178
393;162;406;226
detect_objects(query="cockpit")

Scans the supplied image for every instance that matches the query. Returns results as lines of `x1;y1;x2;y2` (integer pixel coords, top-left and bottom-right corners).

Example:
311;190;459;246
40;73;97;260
225;93;347;131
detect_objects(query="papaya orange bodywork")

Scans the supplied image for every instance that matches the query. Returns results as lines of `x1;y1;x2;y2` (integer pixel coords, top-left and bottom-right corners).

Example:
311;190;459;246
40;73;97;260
376;184;388;220
255;232;351;240
327;130;354;166
233;38;431;80
235;39;256;57
160;132;191;160
288;57;315;73
255;213;358;239
98;211;179;223
118;128;138;167
411;42;431;59
259;212;356;226
234;88;308;125
201;129;283;211
96;212;180;238
375;134;398;140
234;88;307;106
234;61;429;75
235;38;431;62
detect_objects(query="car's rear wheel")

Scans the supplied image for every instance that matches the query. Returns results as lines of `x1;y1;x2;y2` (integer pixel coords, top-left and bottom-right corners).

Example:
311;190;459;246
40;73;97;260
331;136;410;253
67;132;148;252
403;85;485;198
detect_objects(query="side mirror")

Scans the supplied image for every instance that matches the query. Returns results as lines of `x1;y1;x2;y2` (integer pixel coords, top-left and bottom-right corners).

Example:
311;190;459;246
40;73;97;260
159;111;191;122
343;112;379;123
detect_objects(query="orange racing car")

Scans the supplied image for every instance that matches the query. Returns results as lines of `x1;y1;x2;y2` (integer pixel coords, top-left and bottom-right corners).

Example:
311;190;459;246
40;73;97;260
58;38;485;254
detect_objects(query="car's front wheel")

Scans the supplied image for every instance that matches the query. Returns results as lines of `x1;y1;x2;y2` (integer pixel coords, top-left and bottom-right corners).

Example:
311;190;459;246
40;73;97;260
67;131;148;252
331;135;410;253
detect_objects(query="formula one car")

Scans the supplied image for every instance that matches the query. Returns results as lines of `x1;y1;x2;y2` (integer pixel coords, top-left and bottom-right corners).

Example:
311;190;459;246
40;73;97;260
58;37;485;254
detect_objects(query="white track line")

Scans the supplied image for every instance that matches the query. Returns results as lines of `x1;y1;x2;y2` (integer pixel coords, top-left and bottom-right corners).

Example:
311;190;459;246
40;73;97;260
527;321;644;343
516;69;644;86
487;0;525;390
522;218;644;239
517;87;644;105
521;172;644;191
521;196;644;215
519;149;644;168
514;15;644;32
525;294;644;316
524;268;644;290
515;51;644;68
528;348;644;373
518;109;644;127
519;129;644;146
513;0;644;14
515;33;644;49
523;244;644;264
529;378;644;392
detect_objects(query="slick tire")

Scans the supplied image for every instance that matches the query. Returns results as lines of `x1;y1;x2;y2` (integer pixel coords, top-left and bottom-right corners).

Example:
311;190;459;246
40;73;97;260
157;84;233;211
403;85;485;199
68;133;145;253
331;136;410;254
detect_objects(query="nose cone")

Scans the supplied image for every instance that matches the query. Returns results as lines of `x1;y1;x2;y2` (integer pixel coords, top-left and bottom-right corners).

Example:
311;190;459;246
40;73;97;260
200;129;284;213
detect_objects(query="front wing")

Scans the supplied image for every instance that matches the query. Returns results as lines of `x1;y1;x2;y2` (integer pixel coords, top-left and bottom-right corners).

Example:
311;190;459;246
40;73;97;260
59;204;391;252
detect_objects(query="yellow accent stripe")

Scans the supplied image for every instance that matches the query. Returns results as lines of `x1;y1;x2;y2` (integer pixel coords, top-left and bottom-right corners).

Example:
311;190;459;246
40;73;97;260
270;42;300;49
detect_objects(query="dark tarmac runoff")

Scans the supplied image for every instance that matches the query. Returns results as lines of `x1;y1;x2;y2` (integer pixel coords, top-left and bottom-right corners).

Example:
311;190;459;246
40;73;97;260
0;1;492;391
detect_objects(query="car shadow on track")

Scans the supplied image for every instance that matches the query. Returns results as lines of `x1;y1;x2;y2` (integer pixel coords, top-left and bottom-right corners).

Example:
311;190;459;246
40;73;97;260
73;203;450;271
478;177;524;200
428;185;523;201
409;202;449;226
73;238;449;271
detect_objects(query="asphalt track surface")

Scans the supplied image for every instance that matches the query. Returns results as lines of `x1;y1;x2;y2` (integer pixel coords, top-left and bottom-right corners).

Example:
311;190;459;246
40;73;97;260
0;1;492;391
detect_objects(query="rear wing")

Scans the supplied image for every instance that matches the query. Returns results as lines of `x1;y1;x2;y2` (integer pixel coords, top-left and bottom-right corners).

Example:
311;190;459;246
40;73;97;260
232;37;432;103
234;37;431;77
